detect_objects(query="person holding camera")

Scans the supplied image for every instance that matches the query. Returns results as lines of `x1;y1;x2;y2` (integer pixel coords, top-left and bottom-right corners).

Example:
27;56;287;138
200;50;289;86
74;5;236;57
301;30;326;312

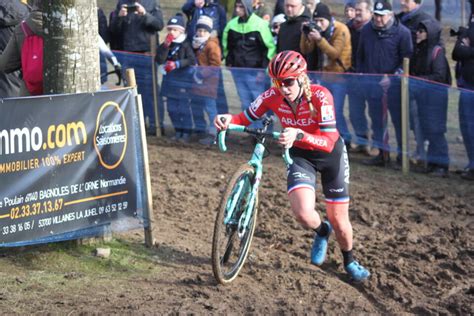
300;2;353;147
452;13;474;181
110;1;164;53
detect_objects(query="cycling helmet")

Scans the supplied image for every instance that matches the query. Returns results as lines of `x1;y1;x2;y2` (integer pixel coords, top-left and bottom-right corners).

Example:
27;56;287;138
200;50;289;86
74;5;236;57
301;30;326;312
268;50;307;80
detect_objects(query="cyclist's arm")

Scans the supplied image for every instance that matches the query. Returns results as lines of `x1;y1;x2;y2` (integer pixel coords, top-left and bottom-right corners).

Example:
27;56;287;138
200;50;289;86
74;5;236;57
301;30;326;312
230;93;270;126
295;86;340;153
295;128;339;153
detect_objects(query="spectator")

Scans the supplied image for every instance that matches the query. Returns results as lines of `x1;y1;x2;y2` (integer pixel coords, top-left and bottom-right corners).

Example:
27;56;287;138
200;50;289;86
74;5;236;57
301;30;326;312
156;14;196;142
182;0;228;118
344;1;356;22
98;7;109;44
346;0;374;155
396;0;437;49
222;0;276;113
356;0;412;166
277;0;311;53
396;0;437;165
0;0;29;98
271;13;286;45
109;0;164;52
411;19;451;177
190;15;221;145
0;1;41;97
452;13;474;180
253;0;272;22
182;0;227;43
300;2;352;146
305;0;319;16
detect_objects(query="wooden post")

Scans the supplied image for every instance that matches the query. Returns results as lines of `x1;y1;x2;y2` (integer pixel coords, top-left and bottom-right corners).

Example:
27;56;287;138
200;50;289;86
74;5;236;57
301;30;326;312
461;0;466;26
401;58;410;174
150;36;162;137
126;69;156;247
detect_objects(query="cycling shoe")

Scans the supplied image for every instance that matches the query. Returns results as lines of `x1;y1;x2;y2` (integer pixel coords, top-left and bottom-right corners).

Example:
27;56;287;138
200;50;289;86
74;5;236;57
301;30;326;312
310;221;332;266
345;261;370;282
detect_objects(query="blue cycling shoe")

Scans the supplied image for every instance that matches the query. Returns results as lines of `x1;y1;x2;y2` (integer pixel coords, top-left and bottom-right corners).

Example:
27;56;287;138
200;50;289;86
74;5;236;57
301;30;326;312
310;221;332;266
345;261;370;282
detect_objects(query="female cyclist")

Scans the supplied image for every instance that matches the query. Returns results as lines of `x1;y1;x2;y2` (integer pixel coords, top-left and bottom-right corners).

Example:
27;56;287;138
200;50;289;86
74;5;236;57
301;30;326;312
214;50;370;282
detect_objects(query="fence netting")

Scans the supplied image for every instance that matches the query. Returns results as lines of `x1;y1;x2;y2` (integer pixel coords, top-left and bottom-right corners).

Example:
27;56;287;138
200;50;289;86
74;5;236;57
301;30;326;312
111;51;473;170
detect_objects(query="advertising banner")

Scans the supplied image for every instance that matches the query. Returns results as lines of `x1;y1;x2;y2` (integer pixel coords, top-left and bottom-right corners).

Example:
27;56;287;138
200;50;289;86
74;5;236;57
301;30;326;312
0;88;150;247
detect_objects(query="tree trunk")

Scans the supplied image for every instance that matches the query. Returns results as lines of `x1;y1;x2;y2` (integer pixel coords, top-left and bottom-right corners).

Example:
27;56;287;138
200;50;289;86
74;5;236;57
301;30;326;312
43;0;100;94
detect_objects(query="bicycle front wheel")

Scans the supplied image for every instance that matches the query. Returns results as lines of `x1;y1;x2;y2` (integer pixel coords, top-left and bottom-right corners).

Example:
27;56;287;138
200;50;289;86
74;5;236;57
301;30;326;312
212;164;258;284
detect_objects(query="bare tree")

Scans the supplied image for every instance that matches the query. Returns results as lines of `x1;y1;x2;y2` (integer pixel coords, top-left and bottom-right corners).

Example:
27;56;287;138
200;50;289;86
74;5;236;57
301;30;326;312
43;0;100;94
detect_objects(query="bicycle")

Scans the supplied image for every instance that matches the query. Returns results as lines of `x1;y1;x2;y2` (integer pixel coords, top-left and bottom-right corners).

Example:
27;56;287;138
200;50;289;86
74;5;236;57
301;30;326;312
211;117;294;284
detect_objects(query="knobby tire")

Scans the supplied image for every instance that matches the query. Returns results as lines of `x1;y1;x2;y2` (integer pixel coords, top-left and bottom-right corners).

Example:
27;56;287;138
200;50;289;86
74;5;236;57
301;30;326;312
211;163;258;284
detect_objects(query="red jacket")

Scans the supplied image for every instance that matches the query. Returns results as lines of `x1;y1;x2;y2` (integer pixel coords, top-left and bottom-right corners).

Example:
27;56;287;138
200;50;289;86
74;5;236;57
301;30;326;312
231;84;340;153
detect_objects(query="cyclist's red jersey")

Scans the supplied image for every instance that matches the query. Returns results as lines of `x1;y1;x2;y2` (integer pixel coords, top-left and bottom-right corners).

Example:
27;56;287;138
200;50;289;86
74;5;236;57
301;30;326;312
230;84;340;153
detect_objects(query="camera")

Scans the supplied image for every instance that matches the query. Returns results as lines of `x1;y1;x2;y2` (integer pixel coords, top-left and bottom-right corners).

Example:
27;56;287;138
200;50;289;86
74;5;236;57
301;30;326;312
302;21;322;36
125;4;138;12
450;26;467;37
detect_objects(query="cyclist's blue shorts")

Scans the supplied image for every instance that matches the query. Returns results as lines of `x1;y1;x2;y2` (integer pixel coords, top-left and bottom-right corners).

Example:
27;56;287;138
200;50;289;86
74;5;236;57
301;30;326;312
287;137;350;204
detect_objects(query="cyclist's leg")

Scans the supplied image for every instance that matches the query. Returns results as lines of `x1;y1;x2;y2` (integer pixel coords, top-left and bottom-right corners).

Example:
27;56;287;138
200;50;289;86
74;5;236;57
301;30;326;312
321;138;352;250
288;188;321;229
287;157;320;229
325;202;352;251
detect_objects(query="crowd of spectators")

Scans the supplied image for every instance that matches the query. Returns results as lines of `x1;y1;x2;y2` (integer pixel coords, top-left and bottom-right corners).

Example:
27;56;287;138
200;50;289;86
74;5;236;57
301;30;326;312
0;0;473;180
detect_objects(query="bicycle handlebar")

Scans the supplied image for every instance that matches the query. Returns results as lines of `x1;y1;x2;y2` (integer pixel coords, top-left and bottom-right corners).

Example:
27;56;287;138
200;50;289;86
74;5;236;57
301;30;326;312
218;124;293;165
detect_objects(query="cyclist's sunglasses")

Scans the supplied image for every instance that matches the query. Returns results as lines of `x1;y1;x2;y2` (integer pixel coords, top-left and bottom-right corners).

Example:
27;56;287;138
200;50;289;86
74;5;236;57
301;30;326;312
273;78;297;88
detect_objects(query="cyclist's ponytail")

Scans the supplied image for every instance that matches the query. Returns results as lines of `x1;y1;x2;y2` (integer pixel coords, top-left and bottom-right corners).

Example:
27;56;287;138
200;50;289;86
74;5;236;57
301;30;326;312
301;74;316;117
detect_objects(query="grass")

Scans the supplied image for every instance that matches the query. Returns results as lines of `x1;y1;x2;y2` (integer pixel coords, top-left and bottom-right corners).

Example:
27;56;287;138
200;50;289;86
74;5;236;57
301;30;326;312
0;237;161;277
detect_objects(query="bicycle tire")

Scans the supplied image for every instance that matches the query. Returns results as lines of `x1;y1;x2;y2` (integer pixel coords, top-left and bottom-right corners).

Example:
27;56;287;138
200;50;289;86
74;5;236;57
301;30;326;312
211;163;259;284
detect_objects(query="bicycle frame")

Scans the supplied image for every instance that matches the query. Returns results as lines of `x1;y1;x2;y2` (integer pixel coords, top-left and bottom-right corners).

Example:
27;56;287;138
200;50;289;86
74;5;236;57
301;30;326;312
218;120;292;239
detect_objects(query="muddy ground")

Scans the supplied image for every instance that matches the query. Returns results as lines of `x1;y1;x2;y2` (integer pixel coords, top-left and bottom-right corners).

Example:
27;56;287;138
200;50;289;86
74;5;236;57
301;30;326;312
1;135;473;314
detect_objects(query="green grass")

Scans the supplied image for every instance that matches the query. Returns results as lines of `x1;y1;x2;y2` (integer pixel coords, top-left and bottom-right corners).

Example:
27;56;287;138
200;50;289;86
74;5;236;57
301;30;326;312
0;238;161;277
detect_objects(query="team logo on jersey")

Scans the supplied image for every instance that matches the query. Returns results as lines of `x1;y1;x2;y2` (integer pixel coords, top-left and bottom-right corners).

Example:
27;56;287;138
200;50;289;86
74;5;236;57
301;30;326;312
250;96;263;112
321;105;334;122
278;105;292;114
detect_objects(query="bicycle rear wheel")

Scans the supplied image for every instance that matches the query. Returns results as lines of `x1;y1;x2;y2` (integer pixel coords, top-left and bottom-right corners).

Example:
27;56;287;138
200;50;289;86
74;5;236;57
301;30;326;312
212;164;258;284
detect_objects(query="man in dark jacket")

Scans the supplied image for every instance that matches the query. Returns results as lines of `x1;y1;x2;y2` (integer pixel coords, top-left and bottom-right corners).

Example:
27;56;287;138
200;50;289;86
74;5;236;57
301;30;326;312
0;0;28;98
276;0;311;53
396;0;437;55
356;1;413;166
182;0;227;43
346;0;374;154
109;0;164;134
109;0;164;52
452;14;474;180
411;19;451;176
223;0;275;114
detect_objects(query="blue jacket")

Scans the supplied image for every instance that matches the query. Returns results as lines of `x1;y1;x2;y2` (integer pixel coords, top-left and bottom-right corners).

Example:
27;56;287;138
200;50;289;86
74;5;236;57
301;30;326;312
182;0;227;41
356;17;413;74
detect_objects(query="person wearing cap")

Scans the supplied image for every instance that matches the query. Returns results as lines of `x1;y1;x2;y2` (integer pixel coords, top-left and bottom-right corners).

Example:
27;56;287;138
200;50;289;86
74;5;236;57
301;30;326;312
156;13;197;142
189;15;222;145
222;0;276;113
276;0;311;53
410;19;451;177
300;2;353;147
214;50;371;282
271;13;286;44
356;0;412;167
